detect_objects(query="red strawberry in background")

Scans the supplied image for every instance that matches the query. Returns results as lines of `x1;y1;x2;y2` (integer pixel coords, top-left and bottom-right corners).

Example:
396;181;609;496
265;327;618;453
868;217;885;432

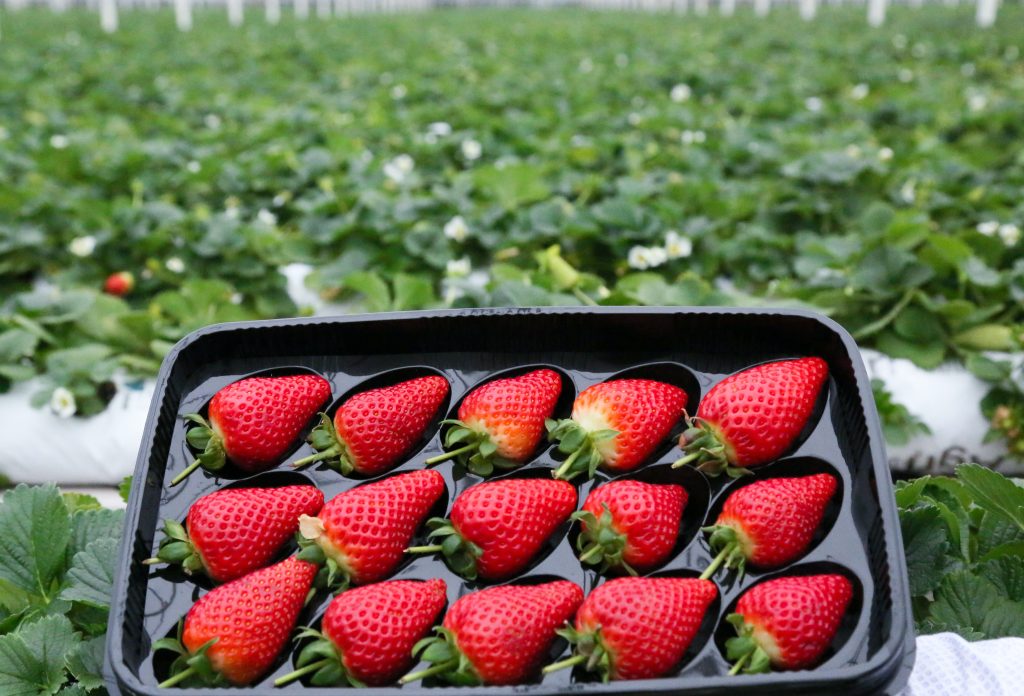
293;375;449;476
143;484;324;583
700;474;837;579
674;357;828;477
297;469;444;588
175;374;332;486
426;369;562;476
574;479;687;574
548;379;687;481
401;580;583;686
407;477;577;581
274;579;448;687
103;271;134;296
544;576;717;681
154;556;317;688
725;574;853;674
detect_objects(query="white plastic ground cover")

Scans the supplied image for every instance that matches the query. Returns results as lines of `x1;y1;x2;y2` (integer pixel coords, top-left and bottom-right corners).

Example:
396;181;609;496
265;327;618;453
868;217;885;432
1;267;1020;484
900;633;1024;696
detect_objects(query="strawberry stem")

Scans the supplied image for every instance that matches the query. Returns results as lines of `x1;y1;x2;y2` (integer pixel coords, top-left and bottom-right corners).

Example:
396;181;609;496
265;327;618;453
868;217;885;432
158;666;197;688
399;658;459;684
553;447;584;480
406;544;444;554
292;447;339;470
273;658;333;687
425;443;476;466
577;543;605;564
728;653;750;676
169;460;202;487
542;654;587;674
672;450;702;468
699;544;732;580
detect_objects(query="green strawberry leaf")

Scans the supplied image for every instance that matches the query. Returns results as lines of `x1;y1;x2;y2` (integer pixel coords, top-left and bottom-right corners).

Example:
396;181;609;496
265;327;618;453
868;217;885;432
59;538;118;610
0;614;80;696
65;636;106;693
899;505;955;596
0;484;71;600
70;509;124;560
956;463;1024;532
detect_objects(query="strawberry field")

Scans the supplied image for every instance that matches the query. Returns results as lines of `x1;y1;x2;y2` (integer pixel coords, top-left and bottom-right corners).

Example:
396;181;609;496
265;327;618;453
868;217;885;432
1;6;1024;693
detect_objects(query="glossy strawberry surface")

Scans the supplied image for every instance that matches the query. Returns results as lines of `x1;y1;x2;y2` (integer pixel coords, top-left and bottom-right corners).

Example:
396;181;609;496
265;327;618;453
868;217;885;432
181;556;317;685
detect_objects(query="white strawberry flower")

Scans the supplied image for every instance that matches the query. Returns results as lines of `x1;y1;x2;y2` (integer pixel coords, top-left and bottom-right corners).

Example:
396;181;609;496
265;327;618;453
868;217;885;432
204;113;222;130
664;231;693;260
805;97;823;113
968;93;988;112
186;160;201;173
976;221;1000;237
878;147;894;162
628;246;652;270
446;257;471;277
681;130;706;145
670;83;692;103
257;209;277;226
384;154;415;183
850;83;870;100
391;84;408;100
461;139;482;161
900;180;916;204
645;246;668;268
50;134;69;149
428;122;452;137
50;387;76;418
627;112;642;126
898;68;914;83
444;216;470;243
68;235;97;258
165;257;186;273
998;223;1021;247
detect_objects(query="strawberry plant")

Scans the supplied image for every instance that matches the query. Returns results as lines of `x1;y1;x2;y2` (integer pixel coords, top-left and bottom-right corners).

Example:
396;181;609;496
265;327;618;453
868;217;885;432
896;463;1024;639
0;483;126;694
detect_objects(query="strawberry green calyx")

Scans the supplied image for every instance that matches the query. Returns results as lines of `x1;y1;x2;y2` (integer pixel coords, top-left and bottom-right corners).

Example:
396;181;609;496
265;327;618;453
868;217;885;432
154;623;225;688
672;420;749;479
546;418;617;481
572;504;636;576
542;624;613;682
173;414;227;486
296;515;353;593
699;524;750;580
724;613;772;676
424;419;521;477
142;519;207;576
400;627;480;686
273;627;365;688
292;413;357;475
406;518;483;580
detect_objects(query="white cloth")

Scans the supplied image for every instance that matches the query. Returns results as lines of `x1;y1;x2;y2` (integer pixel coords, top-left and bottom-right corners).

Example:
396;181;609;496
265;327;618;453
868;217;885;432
902;633;1024;695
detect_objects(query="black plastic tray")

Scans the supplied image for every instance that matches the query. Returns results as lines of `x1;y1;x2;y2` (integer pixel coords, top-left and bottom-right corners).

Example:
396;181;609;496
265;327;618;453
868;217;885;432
105;307;915;696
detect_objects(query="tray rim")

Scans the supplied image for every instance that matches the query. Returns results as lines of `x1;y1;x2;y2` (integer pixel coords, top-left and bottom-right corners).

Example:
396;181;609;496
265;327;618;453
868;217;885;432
106;305;915;695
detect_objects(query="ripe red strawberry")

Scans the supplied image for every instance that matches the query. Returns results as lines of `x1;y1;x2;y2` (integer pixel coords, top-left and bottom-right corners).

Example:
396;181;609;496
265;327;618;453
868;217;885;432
701;474;837;579
103;271;134;296
274;579;448;687
544;577;717;681
401;580;583;686
426;369;562;476
143;485;324;583
407;477;577;581
175;374;332;486
297;470;444;588
574;479;687;574
674;357;828;477
154;556;317;687
548;379;687;480
293;375;449;476
726;574;853;674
